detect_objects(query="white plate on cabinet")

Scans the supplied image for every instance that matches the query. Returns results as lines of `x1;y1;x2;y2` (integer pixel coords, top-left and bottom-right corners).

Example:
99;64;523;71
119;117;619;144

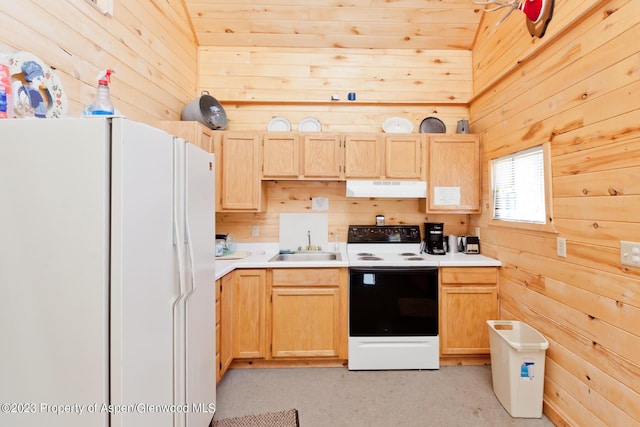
298;117;322;132
382;117;414;133
267;116;291;131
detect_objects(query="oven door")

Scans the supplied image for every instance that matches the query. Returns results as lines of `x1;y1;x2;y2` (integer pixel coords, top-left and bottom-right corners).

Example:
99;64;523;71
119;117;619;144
349;267;438;337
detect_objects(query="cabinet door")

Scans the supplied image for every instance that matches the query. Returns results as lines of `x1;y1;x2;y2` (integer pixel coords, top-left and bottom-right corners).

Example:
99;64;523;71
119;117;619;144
440;286;498;355
271;287;341;358
344;134;382;178
219;273;234;379
270;268;347;359
301;134;343;179
233;270;267;359
427;135;480;213
215;279;221;383
384;135;423;179
262;134;300;179
440;267;498;356
219;133;264;211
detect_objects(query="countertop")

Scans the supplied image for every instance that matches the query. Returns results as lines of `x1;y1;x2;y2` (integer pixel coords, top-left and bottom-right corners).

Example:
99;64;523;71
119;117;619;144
215;243;501;280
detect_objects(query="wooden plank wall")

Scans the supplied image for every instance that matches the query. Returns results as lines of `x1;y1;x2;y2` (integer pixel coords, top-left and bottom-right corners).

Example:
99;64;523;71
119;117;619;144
217;181;470;243
470;0;640;425
0;0;197;127
198;46;471;132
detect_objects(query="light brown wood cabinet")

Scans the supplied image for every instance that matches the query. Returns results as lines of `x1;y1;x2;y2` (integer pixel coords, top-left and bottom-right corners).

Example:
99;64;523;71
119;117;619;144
216;273;234;383
261;133;343;180
343;134;383;178
270;268;347;359
343;134;424;180
422;134;481;213
215;133;266;211
383;134;424;179
439;267;498;356
262;133;300;179
232;269;268;359
301;134;343;179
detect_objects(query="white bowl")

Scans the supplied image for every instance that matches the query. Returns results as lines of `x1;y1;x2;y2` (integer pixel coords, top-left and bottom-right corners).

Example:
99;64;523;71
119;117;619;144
382;117;414;133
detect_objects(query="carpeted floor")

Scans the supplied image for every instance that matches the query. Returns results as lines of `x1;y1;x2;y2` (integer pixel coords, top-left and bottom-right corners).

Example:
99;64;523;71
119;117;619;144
212;409;299;427
214;366;555;427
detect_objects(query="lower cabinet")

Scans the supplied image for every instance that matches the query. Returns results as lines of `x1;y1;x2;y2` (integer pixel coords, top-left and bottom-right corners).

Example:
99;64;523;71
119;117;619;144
270;268;347;359
216;273;234;383
233;269;268;359
439;267;499;356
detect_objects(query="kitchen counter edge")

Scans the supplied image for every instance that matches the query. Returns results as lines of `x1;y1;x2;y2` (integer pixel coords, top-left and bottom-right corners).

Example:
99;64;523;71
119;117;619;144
214;243;501;280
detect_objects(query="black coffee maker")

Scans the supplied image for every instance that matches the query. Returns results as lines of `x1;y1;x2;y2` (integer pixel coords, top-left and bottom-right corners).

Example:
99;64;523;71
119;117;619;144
424;222;446;255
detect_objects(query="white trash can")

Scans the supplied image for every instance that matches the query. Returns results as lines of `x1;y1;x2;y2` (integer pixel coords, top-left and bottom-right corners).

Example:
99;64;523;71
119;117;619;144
487;320;549;418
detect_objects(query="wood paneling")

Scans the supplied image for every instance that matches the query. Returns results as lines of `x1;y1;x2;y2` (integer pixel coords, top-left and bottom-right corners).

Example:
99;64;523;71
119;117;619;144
198;46;472;131
470;0;640;424
216;180;471;242
0;0;198;126
185;0;483;50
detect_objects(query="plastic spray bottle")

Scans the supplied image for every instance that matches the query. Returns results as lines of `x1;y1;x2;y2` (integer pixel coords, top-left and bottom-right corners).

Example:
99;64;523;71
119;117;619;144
90;69;114;115
0;54;13;119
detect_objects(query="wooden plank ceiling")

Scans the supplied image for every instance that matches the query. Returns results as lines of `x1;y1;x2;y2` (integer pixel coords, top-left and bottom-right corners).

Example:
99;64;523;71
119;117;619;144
184;0;484;50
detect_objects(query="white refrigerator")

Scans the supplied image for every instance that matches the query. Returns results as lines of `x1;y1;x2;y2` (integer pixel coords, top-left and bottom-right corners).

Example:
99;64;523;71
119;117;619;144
0;118;216;427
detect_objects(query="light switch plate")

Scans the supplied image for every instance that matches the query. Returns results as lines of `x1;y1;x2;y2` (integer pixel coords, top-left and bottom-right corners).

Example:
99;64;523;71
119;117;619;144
621;241;640;267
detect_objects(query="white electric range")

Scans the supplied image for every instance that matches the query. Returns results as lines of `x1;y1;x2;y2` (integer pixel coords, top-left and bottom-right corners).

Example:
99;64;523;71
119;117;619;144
347;225;441;370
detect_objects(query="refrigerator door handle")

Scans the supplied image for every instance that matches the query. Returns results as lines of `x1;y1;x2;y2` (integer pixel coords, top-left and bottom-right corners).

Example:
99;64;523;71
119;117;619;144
184;216;196;298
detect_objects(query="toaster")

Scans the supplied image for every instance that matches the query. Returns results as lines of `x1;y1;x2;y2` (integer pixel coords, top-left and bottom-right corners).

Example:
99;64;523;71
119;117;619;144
464;236;480;254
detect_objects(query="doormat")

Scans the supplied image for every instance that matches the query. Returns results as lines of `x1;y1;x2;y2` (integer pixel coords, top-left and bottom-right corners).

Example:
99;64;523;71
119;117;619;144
212;409;299;427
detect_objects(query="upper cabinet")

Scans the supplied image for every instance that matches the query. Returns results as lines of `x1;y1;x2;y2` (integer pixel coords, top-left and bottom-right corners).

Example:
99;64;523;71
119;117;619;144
262;134;300;179
383;134;424;180
188;129;480;213
343;134;424;180
216;133;266;212
301;134;343;179
422;135;481;214
261;133;343;180
343;134;383;178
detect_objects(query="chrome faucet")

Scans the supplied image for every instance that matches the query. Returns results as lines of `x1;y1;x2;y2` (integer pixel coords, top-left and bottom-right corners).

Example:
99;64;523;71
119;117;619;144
307;230;311;251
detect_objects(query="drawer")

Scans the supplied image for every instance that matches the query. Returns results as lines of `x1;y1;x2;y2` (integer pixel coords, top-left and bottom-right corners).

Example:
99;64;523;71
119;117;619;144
441;267;498;284
272;268;341;287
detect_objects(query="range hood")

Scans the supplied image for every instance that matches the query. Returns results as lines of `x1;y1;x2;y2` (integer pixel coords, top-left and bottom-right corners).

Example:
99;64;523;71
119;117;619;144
346;180;427;198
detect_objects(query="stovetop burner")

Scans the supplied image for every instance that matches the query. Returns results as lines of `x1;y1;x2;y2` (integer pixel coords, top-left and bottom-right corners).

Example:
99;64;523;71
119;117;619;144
347;225;438;267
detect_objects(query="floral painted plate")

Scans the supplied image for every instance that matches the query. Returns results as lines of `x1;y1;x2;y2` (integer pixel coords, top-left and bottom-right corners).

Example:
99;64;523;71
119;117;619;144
7;51;68;118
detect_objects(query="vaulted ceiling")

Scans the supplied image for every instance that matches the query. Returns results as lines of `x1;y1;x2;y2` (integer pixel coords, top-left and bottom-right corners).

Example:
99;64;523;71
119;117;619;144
183;0;485;50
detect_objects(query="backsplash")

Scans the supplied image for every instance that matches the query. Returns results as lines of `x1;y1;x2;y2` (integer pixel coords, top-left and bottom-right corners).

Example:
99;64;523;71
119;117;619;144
216;181;471;242
278;213;328;252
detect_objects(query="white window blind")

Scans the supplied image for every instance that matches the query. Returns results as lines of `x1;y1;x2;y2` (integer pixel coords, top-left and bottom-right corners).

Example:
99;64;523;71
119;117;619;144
491;145;546;223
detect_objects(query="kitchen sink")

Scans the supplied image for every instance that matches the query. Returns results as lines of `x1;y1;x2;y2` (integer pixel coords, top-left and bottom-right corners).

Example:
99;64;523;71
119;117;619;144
269;252;342;262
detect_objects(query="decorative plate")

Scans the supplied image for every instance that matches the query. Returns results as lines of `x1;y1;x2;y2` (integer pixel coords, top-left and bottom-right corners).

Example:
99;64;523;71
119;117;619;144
298;117;322;132
7;51;68;118
267;116;291;131
382;117;414;133
419;117;446;133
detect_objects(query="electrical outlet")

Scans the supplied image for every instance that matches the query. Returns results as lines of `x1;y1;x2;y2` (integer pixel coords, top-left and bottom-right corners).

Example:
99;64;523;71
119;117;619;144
621;241;640;267
251;225;260;237
557;237;567;258
474;227;480;238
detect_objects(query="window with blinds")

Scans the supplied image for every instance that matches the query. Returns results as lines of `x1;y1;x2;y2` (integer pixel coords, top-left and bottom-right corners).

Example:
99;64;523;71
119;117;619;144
491;145;546;224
